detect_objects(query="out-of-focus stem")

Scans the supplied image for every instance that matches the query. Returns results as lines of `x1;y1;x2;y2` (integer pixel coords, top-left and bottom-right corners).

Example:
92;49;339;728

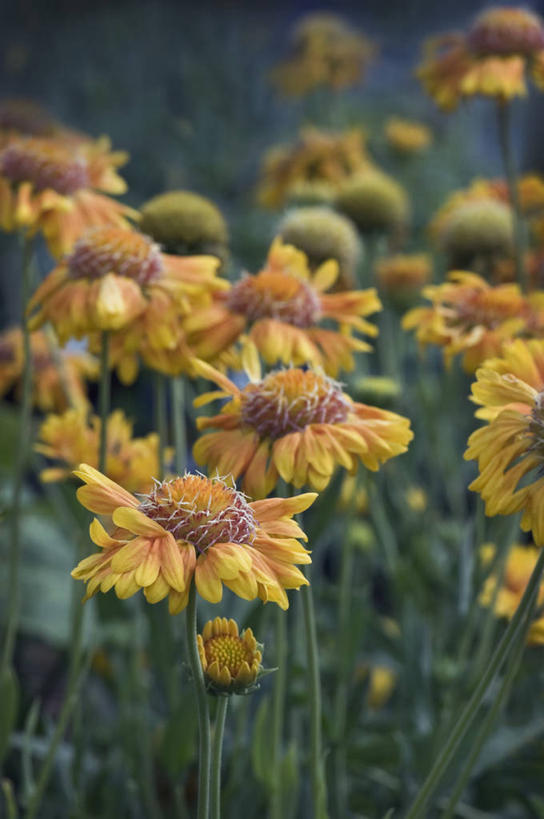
496;101;528;291
210;696;229;819
171;376;187;475
185;582;211;819
270;605;287;819
98;331;110;473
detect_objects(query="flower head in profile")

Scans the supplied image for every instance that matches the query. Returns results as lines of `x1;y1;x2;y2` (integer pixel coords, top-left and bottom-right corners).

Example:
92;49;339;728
417;7;544;110
223;238;381;377
402;271;530;372
198;617;263;694
27;226;224;343
72;465;316;611
479;543;544;645
0;135;137;256
384;117;432;155
465;339;544;545
36;409;168;493
335;170;410;236
0;327;97;412
193;360;413;497
376;254;432;306
257;127;370;210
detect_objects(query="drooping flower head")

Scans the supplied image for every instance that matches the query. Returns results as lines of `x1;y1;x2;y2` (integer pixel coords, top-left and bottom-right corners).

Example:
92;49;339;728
465;339;544;545
335;170;410;236
0;135;137;256
222;238;381;376
198;617;263;694
0;327;97;412
27;226;224;343
72;465;316;611
384;117;433;155
36;409;168;492
193;360;413;497
402;271;530;372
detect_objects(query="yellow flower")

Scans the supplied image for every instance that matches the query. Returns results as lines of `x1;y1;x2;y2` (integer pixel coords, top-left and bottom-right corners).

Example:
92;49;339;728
405;486;427;512
72;465;316;611
335;170;410;235
197;617;263;694
0;327;97;412
0;135;137;257
36;408;167;493
479;542;544;645
193;361;413;497
365;666;396;710
350;375;401;409
402;271;529;372
465;339;544;545
257;127;371;210
384;117;432;154
376;254;432;304
27;226;224;343
222;238;381;376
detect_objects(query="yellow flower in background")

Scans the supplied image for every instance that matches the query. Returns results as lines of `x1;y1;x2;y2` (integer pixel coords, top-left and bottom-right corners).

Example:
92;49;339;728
0;135;137;257
198;617;263;694
271;12;376;97
465;339;544;545
335;169;410;236
376;254;432;303
479;543;544;645
27;226;224;343
224;238;381;377
384;117;432;154
0;327;97;412
405;486;428;512
366;666;397;710
193;361;413;497
402;271;530;372
338;473;369;515
417;7;544;110
36;408;167;493
350;375;401;409
257;127;371;210
72;465;316;611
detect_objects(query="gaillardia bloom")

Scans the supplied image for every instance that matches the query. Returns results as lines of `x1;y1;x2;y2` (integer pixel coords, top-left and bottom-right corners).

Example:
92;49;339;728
0;326;97;412
417;7;544;110
465;339;544;545
27;226;224;343
223;238;381;377
198;617;263;694
72;465;316;611
0;135;136;257
384;117;432;154
479;543;544;645
193;361;413;497
402;271;529;372
36;409;168;493
376;254;432;305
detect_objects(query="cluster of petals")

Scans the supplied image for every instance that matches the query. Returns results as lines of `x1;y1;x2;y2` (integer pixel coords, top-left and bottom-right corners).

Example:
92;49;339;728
197;617;262;693
71;464;316;611
465;339;544;545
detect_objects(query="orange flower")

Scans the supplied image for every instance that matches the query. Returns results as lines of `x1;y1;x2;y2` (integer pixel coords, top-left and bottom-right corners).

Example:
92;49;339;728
0;326;97;412
376;254;432;301
27;226;224;343
465;339;544;545
72;464;316;611
193;361;413;497
0;135;137;257
403;271;529;372
36;409;168;492
221;238;381;377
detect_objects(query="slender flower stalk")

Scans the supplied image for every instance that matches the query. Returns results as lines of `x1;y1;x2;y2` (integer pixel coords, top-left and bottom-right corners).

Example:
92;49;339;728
405;547;544;819
2;235;33;675
98;331;110;474
271;606;287;819
186;582;211;819
155;372;167;480
496;101;528;290
211;696;229;819
171;376;187;474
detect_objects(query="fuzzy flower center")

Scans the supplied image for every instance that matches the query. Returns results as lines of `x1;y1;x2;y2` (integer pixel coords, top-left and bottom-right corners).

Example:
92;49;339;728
468;7;544;56
67;227;164;285
138;475;256;551
227;270;321;327
203;634;253;676
0;138;89;195
241;369;350;439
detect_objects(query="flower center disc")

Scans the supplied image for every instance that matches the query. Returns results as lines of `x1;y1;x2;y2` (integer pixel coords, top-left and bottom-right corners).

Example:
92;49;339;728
468;8;544;56
227;271;321;327
450;288;522;330
204;635;252;675
0;138;89;195
67;227;164;285
138;475;256;551
241;369;350;439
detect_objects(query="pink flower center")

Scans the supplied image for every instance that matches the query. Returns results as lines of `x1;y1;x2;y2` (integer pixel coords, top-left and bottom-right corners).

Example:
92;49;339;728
67;227;164;285
0;139;89;195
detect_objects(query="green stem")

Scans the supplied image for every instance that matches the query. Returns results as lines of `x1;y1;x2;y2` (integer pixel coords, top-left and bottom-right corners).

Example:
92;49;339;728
171;376;187;475
2;236;34;675
155;373;167;480
210;696;229;819
98;331;110;474
301;573;328;819
185;582;211;819
496;101;528;291
271;605;287;819
441;583;539;819
405;546;544;819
